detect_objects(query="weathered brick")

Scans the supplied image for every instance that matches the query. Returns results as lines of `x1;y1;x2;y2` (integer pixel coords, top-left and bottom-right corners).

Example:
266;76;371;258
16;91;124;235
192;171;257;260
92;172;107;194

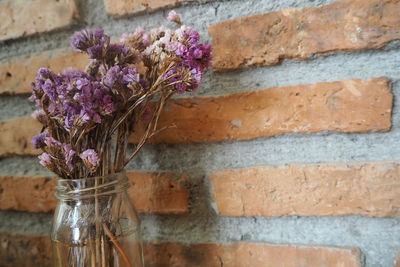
0;176;56;213
104;0;195;17
0;232;362;267
209;0;400;71
130;77;392;143
0;172;189;214
0;50;87;95
144;242;362;267
0;117;42;157
2;78;392;152
0;232;52;267
210;162;400;217
395;253;400;267
0;0;79;42
127;171;190;214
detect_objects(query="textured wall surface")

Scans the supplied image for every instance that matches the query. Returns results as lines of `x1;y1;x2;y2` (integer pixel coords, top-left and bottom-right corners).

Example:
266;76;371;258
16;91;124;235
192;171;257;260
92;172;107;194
0;0;400;266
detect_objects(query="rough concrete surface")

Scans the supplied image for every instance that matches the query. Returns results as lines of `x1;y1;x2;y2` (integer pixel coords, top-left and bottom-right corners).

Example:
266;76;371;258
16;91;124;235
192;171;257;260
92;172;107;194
0;0;399;266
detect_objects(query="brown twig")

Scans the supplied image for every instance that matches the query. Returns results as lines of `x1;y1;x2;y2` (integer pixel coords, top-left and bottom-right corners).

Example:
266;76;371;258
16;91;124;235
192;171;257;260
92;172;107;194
102;223;133;267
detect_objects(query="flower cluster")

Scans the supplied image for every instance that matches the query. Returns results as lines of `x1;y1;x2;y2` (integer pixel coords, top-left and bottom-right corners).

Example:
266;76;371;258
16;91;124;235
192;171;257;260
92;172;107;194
32;130;100;174
30;67;115;130
141;23;211;92
30;11;211;178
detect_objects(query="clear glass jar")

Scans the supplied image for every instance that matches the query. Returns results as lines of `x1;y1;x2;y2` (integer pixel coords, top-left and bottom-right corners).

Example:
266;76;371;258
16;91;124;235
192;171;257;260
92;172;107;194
51;172;144;267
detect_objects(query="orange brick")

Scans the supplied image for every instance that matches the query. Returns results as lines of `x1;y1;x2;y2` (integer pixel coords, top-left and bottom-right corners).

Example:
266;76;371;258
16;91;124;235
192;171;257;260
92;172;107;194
395;253;400;267
130;77;392;144
209;0;400;71
0;172;189;214
3;78;392;152
104;0;195;17
0;232;52;267
0;232;362;267
0;0;79;42
127;171;190;214
144;242;362;267
210;162;400;217
0;176;56;213
0;50;87;95
0;117;42;157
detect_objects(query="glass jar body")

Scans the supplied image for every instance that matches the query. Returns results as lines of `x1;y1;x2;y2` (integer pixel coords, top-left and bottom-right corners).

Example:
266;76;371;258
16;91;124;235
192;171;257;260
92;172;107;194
51;172;144;267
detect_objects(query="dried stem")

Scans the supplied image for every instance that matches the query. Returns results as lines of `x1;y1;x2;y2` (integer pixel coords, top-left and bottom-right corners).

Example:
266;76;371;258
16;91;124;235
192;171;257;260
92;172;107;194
102;223;133;267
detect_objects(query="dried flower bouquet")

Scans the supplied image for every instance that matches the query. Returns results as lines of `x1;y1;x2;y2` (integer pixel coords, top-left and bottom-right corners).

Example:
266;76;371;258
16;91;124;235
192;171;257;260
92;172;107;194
29;11;211;266
30;11;211;178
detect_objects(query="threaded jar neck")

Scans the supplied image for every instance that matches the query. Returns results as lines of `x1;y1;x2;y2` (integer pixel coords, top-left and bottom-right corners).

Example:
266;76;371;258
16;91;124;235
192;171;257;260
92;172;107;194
55;171;130;200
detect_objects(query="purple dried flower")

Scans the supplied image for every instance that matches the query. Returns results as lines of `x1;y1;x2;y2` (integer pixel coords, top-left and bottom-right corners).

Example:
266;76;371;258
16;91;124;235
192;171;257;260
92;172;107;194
80;149;100;172
31;66;115;130
122;66;140;84
167;10;182;24
103;65;120;88
102;95;114;114
163;69;186;93
184;27;200;45
189;68;202;91
38;68;52;78
44;136;62;147
42;79;57;101
87;44;104;59
31;132;48;149
181;42;212;72
70;29;110;54
106;43;140;65
104;65;139;88
38;153;52;168
65;114;76;129
175;44;188;56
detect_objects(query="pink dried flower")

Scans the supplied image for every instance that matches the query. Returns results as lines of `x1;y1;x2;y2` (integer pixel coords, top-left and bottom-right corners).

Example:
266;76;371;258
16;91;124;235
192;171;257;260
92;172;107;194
167;10;182;24
38;153;52;167
120;33;134;43
134;27;145;35
31;109;45;120
80;149;100;172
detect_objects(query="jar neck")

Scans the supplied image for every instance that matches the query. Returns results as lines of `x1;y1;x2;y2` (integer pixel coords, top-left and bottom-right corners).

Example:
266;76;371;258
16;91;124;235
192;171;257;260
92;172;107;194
55;171;129;200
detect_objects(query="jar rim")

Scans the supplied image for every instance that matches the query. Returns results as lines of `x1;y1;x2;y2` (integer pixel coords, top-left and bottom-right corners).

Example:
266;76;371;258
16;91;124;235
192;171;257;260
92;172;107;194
57;170;126;183
55;171;130;200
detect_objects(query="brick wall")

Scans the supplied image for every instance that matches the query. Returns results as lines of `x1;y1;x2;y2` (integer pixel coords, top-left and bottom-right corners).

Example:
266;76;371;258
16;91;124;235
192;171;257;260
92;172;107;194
0;0;399;266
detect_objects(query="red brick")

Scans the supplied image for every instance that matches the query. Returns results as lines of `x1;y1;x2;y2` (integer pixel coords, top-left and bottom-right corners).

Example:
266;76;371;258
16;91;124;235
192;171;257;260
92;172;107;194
0;117;42;157
0;50;87;95
130;77;392;143
209;0;400;71
0;0;79;42
0;232;362;267
127;171;190;214
0;232;52;267
395;253;400;267
104;0;195;17
0;172;189;214
210;162;400;217
0;176;56;213
144;242;362;267
2;78;391;153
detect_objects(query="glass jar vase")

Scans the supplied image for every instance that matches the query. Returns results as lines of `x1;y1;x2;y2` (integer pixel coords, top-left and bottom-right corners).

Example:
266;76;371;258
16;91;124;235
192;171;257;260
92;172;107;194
51;172;144;267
